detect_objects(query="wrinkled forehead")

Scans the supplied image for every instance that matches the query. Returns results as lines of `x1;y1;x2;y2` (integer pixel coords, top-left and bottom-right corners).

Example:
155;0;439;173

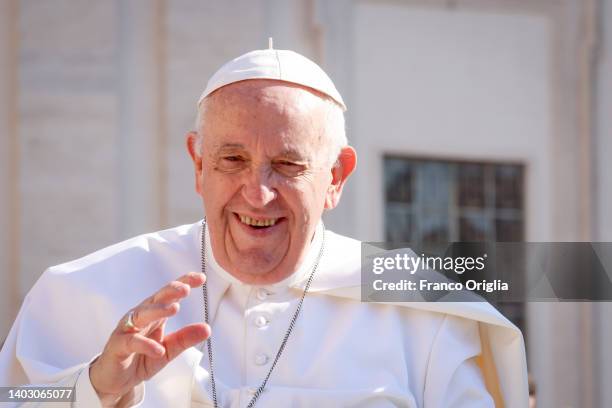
199;79;331;155
201;79;331;120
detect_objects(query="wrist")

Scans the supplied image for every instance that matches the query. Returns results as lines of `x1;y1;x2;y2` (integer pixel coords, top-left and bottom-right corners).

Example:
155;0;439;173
89;358;135;407
100;388;136;408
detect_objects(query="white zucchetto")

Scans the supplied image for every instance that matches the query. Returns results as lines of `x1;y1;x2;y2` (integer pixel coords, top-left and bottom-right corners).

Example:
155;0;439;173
198;42;346;111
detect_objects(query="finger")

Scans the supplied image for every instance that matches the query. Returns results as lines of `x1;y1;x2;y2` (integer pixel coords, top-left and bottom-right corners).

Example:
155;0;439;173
116;333;165;359
150;273;206;305
163;323;211;361
149;319;167;343
151;281;191;305
131;303;179;329
176;272;207;288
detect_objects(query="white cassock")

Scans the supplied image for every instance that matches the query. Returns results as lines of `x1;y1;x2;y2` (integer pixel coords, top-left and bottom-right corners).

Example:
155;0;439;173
0;221;528;407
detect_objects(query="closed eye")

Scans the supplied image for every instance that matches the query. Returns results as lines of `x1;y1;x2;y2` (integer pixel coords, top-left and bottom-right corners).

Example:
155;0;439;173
273;160;307;176
277;160;299;167
216;155;248;172
223;156;244;162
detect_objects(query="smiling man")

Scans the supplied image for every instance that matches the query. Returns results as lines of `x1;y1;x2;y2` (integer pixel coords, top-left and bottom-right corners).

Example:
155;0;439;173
0;46;528;407
189;78;352;285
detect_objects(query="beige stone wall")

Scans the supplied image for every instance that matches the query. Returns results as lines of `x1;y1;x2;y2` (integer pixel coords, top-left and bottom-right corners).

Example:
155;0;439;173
0;0;121;336
18;0;120;296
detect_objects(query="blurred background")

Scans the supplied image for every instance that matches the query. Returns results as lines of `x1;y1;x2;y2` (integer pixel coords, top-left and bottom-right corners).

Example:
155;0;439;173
0;0;611;406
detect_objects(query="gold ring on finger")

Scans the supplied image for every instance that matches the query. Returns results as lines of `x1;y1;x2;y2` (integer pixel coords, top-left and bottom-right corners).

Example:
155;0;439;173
123;310;140;332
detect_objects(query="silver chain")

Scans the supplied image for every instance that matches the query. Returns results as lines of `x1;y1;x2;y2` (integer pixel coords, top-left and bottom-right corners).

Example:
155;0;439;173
201;219;326;408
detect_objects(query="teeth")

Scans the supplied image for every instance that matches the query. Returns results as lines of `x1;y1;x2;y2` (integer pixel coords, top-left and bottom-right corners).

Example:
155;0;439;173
239;215;278;227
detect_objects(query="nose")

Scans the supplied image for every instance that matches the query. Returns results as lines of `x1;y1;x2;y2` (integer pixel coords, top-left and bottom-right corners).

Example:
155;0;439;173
241;167;278;208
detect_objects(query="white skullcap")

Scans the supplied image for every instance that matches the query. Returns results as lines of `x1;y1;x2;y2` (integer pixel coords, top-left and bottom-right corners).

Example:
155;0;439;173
198;42;346;111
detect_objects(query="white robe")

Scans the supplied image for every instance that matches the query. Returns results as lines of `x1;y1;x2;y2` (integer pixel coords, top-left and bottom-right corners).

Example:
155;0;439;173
0;221;528;407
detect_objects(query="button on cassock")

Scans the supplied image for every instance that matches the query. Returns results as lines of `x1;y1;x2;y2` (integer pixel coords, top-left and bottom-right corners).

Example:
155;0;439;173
256;288;268;301
254;353;269;366
254;315;269;328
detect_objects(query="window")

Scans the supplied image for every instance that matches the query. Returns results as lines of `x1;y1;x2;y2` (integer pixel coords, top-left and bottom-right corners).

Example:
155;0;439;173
385;157;524;243
384;156;525;330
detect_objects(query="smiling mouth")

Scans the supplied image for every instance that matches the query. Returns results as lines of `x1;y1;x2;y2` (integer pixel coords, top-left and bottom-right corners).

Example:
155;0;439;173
237;213;281;229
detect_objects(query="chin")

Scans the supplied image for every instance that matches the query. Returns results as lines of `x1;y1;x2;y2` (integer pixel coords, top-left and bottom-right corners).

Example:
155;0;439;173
232;250;286;281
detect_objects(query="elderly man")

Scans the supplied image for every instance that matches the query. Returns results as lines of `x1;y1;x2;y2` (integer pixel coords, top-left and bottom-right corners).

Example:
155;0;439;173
0;46;527;407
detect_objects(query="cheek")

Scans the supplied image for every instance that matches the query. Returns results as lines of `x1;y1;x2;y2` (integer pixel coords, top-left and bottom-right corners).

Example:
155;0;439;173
200;170;240;208
280;178;329;218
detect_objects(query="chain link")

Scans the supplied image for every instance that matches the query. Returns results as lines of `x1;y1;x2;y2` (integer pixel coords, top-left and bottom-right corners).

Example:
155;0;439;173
201;219;325;408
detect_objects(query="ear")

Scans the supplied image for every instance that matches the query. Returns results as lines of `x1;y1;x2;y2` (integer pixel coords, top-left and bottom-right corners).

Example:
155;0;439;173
324;146;357;210
186;131;204;196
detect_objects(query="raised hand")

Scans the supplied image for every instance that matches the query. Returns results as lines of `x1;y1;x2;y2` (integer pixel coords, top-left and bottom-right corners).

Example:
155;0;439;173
89;272;210;406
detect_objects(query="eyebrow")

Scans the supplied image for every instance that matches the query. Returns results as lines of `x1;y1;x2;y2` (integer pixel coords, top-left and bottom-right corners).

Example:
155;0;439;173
212;143;309;161
211;143;246;155
276;149;308;161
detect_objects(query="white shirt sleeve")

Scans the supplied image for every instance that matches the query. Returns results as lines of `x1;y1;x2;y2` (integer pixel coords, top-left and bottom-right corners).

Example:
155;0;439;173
74;364;103;408
74;364;145;408
423;314;495;408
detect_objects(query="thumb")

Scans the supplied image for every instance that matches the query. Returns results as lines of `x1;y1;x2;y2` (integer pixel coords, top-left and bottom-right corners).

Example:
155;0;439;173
162;323;211;361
